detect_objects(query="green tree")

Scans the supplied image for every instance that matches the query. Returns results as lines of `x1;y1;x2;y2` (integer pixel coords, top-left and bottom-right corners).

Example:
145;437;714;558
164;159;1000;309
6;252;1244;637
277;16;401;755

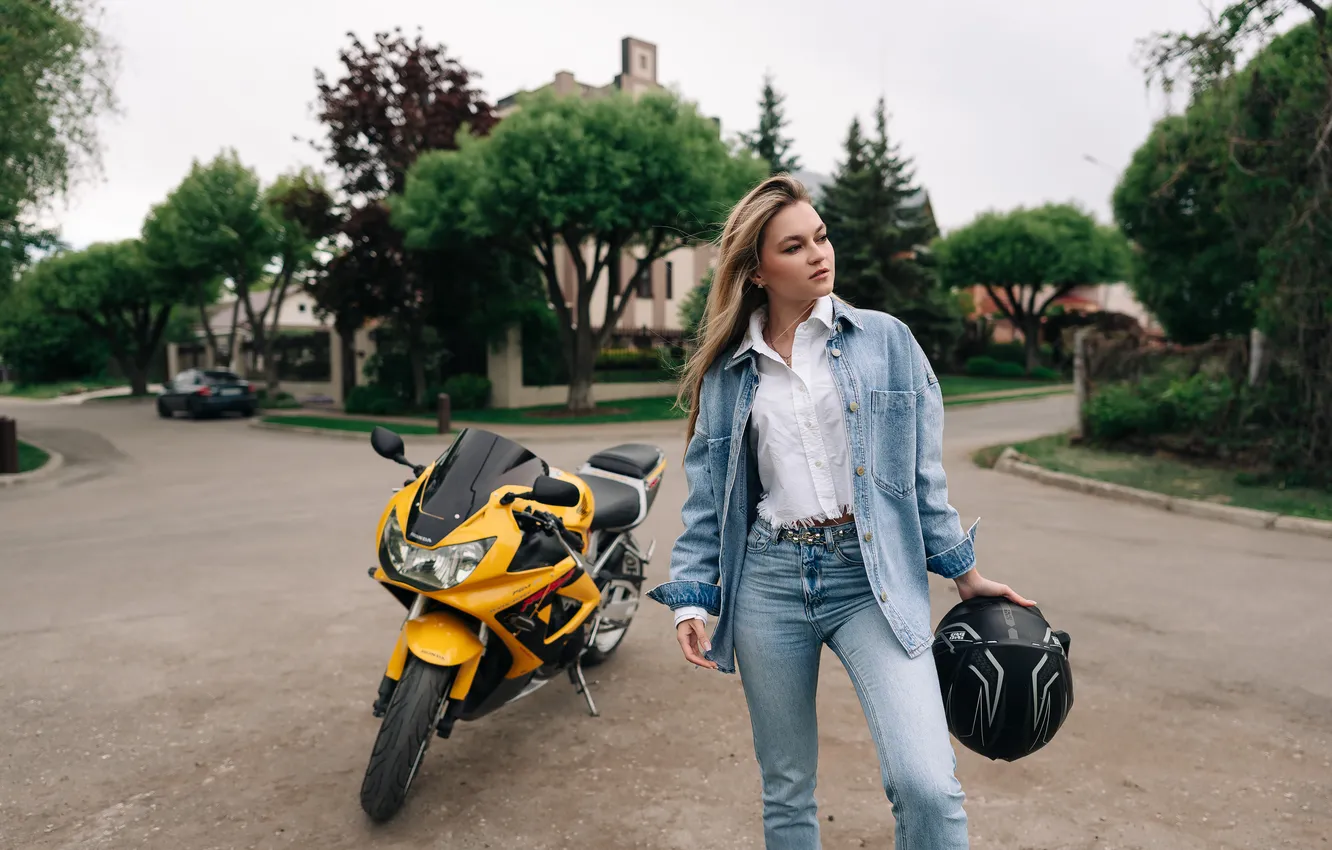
1112;101;1258;343
821;100;961;363
24;240;186;394
0;0;116;290
311;29;499;406
1137;2;1332;477
743;72;801;175
149;150;279;381
0;285;109;382
935;204;1130;372
397;89;766;412
679;267;713;345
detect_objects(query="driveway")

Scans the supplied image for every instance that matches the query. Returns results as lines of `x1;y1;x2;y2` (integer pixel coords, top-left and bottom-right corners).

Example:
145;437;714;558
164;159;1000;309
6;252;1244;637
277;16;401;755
0;395;1328;849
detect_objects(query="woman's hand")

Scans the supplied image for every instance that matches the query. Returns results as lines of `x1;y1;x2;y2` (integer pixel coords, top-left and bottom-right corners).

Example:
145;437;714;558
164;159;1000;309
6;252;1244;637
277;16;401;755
954;568;1036;607
676;619;718;669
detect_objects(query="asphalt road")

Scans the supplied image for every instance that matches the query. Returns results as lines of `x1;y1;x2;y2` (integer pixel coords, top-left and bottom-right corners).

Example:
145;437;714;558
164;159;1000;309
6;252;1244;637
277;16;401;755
1;395;1328;850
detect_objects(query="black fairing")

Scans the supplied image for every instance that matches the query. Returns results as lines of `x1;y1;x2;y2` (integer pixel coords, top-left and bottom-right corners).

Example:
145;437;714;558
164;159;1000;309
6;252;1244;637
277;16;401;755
407;428;548;546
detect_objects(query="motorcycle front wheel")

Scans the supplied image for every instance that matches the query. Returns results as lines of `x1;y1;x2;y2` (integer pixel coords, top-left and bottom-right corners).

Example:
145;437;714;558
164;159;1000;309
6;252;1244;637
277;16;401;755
359;656;455;822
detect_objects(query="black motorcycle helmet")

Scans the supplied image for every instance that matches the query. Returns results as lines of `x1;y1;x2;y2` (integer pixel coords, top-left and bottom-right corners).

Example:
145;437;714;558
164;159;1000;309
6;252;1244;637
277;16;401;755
932;596;1074;761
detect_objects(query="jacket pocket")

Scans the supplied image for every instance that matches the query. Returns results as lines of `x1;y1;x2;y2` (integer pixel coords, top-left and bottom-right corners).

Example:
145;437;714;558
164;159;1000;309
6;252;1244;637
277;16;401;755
869;390;917;499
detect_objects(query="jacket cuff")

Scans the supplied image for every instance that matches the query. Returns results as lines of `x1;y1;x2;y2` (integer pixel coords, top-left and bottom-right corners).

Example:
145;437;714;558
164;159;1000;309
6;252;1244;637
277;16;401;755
645;580;722;616
926;518;979;579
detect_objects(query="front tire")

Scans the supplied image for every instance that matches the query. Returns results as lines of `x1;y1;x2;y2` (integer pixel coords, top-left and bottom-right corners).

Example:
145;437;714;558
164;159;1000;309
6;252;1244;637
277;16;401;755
157;400;171;419
359;656;455;823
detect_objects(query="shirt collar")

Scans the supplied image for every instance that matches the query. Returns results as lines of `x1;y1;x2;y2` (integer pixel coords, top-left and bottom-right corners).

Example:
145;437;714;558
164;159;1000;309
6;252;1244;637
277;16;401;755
736;294;834;356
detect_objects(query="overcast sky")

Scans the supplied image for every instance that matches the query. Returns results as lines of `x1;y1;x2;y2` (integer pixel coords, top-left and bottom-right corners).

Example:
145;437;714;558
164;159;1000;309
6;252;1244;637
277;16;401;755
43;0;1220;249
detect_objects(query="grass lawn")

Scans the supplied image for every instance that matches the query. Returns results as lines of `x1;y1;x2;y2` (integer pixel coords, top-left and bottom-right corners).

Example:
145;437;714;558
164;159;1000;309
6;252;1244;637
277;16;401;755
16;440;50;473
975;432;1332;521
262;415;446;436
440;381;1070;426
937;375;1063;397
0;378;127;399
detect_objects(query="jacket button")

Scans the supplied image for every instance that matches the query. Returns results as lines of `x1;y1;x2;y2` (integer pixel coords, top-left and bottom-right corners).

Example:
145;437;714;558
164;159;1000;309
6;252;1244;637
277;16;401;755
864;532;873;542
848;401;859;413
856;465;865;476
879;590;888;602
831;348;842;357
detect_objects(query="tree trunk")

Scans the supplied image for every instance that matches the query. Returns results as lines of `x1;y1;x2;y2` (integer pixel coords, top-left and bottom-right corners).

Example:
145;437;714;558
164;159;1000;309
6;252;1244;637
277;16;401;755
411;350;428;409
1023;320;1042;374
128;366;149;397
265;349;281;397
224;298;242;368
197;296;220;365
566;325;597;414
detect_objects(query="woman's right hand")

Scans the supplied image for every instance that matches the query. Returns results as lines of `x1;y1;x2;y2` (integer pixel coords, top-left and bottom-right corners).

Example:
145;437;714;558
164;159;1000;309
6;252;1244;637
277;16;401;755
676;619;718;669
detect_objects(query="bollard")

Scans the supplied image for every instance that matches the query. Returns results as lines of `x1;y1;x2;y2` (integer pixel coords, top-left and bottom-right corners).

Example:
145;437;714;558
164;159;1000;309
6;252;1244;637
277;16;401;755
436;393;451;434
0;417;18;474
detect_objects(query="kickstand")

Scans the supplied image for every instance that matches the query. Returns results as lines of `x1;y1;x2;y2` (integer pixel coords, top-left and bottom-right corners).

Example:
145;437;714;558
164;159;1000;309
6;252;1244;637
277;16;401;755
568;661;599;717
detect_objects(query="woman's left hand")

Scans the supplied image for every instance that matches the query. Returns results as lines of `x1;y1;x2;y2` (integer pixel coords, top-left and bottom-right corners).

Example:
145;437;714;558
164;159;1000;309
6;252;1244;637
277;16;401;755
954;568;1036;607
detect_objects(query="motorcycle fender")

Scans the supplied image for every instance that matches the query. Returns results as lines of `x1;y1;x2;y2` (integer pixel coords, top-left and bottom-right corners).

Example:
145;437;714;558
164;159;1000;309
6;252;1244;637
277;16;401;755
405;611;485;669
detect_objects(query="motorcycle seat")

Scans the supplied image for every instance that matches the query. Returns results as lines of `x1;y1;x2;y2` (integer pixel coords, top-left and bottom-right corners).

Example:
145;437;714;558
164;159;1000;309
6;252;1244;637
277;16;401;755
586;444;663;480
582;474;643;531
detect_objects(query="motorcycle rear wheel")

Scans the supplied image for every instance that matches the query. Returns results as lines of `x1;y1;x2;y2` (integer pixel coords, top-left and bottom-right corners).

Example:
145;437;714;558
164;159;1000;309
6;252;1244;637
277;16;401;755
582;550;644;667
359;656;455;822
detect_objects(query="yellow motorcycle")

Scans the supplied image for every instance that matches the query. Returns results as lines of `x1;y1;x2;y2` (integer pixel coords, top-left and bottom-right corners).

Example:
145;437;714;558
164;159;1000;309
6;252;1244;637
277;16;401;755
358;425;665;822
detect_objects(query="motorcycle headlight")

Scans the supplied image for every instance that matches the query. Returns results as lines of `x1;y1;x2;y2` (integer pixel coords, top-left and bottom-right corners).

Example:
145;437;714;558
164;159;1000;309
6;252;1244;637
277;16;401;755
379;511;494;591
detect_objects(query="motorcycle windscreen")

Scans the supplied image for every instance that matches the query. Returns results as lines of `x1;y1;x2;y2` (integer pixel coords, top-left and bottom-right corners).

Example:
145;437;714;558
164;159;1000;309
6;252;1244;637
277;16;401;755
408;428;549;544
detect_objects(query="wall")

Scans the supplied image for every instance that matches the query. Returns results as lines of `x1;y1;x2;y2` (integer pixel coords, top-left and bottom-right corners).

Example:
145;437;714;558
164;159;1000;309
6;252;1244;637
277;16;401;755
487;325;675;409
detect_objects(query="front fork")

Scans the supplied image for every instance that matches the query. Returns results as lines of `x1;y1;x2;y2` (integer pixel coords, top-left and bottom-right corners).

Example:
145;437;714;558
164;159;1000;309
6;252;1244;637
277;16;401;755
372;593;488;718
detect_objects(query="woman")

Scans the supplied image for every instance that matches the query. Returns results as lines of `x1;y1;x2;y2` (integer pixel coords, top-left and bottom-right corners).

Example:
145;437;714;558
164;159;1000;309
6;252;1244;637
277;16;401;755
646;174;1034;849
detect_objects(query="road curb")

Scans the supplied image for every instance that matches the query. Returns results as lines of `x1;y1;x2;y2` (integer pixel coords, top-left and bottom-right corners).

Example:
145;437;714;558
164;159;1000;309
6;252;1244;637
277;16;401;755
248;418;454;443
993;447;1332;541
0;439;66;488
249;418;380;442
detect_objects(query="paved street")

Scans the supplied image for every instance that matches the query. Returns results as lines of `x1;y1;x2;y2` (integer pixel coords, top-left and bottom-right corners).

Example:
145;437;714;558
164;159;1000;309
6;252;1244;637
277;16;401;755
1;395;1328;849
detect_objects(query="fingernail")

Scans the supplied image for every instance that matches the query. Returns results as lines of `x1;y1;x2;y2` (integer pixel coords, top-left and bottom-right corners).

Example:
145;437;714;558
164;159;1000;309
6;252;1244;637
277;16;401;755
705;642;712;651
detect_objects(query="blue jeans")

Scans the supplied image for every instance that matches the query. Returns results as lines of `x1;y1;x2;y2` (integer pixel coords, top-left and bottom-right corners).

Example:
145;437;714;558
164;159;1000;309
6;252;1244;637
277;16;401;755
733;517;968;849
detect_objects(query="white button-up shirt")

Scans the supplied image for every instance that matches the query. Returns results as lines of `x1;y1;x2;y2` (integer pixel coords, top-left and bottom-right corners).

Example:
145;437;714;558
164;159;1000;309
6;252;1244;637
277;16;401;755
674;295;854;628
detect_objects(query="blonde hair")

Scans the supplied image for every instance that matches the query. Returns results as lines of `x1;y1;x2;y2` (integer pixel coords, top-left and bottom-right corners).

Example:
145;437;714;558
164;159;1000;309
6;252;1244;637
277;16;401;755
678;173;811;441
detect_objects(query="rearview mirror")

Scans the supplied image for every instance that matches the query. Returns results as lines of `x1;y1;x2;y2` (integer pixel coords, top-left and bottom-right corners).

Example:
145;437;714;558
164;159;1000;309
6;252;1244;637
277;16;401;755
529;475;581;507
370;426;406;463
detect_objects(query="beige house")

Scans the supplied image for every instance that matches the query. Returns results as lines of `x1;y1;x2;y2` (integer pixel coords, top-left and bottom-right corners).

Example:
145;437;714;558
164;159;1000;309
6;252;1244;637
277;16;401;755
166;289;376;406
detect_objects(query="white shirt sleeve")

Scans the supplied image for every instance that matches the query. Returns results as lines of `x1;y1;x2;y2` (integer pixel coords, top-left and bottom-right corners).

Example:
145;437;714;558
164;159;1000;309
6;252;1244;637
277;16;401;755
673;606;709;628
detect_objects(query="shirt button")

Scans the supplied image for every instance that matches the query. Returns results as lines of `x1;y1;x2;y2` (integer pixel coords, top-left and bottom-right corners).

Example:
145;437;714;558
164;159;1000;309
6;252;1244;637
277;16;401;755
848;402;859;413
864;532;873;542
831;348;842;357
815;460;824;468
856;465;865;476
879;590;888;602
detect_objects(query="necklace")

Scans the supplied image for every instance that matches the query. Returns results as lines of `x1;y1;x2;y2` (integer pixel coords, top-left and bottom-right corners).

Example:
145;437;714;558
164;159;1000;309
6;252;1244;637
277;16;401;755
764;302;814;367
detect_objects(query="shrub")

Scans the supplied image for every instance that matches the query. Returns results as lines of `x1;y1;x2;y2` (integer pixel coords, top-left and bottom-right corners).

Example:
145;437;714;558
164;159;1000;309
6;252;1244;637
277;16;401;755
1084;374;1237;442
1030;366;1060;381
984;342;1027;365
345;384;411;416
995;361;1027;377
440;374;492;410
965;356;1003;376
258;390;301;410
1084;382;1162;441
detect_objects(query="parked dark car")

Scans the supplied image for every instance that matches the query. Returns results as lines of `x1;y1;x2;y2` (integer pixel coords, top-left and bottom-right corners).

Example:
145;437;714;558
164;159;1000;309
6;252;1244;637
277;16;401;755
157;369;257;419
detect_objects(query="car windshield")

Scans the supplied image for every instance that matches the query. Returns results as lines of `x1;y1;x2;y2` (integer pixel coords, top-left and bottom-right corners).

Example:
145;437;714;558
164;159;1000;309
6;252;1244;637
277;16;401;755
412;428;548;540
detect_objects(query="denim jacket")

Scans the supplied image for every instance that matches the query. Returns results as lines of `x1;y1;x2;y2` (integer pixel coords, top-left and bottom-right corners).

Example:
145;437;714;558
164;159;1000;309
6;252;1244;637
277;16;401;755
645;298;978;674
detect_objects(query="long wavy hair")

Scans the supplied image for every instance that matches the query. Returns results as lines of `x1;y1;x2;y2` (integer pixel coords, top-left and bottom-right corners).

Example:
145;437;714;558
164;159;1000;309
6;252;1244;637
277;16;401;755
678;173;811;441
